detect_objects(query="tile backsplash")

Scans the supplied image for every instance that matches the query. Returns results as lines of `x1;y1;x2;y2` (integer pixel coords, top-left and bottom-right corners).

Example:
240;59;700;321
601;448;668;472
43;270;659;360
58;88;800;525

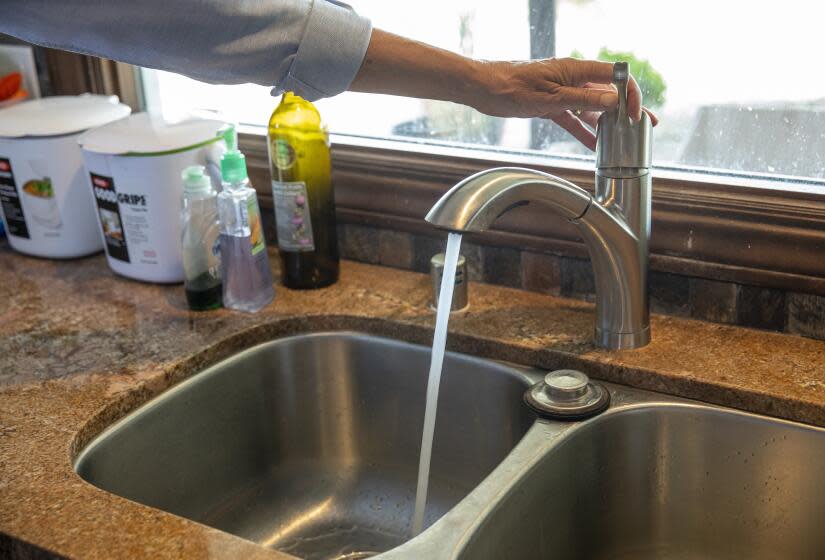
333;222;825;342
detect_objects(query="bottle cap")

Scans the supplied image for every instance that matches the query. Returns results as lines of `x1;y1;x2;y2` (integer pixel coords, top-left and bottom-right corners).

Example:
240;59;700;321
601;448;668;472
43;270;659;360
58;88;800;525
217;124;248;183
181;165;212;194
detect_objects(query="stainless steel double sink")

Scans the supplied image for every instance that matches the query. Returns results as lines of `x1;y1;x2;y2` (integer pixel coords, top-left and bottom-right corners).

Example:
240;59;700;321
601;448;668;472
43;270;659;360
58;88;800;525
75;332;825;559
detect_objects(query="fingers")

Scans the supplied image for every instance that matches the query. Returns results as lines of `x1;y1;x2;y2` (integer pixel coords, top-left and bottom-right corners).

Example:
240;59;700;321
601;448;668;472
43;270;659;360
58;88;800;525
554;85;618;113
564;59;615;86
551;111;597;151
584;82;616;93
561;59;644;122
626;76;643;122
555;83;648;123
578;110;600;129
644;107;659;126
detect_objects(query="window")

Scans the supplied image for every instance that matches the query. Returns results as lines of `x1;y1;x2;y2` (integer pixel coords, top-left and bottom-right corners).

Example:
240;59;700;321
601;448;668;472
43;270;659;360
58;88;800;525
142;0;825;186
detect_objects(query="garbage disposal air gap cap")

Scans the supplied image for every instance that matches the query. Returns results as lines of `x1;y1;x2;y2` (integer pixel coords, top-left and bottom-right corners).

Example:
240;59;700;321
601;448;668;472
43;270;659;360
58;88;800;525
0;95;131;138
524;369;610;420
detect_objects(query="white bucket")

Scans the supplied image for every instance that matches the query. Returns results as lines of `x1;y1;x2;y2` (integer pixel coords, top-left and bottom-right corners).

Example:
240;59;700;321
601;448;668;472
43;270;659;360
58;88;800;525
0;95;131;258
79;113;225;283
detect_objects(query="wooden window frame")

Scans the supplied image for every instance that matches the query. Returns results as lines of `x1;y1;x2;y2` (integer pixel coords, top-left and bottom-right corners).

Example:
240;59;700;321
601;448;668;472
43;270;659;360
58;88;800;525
43;50;825;296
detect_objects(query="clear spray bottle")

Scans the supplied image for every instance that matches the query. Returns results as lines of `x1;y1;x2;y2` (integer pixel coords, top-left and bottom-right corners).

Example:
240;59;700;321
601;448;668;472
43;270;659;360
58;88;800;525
216;125;275;312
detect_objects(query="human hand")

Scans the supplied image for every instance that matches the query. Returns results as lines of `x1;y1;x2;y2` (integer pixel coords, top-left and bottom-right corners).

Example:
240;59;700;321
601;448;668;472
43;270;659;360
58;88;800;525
470;57;659;150
350;31;657;150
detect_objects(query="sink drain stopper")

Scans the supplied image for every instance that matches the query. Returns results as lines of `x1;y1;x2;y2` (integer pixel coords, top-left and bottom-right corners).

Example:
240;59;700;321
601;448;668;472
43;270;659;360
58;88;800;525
524;369;610;420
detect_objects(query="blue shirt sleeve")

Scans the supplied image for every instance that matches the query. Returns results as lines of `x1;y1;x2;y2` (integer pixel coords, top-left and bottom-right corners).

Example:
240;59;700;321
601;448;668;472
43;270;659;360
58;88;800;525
0;0;373;101
275;0;372;100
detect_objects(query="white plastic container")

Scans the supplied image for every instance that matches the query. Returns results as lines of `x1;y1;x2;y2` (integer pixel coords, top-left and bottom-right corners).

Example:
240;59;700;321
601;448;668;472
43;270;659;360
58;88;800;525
78;113;225;283
0;95;131;258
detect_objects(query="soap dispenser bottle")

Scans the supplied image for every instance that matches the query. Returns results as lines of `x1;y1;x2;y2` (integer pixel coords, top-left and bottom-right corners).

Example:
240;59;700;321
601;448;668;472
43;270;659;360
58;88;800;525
216;125;275;312
180;165;222;310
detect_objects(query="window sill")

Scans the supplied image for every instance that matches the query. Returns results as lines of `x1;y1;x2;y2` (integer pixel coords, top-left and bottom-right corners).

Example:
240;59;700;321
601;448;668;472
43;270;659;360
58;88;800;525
239;128;825;296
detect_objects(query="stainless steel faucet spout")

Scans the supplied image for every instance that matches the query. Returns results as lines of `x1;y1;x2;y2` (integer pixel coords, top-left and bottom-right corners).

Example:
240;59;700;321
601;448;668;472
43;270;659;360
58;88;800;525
424;166;650;350
425;167;592;232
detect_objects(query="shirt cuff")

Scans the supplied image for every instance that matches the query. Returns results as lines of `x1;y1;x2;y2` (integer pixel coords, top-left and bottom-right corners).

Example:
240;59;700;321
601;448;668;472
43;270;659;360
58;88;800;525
273;0;372;101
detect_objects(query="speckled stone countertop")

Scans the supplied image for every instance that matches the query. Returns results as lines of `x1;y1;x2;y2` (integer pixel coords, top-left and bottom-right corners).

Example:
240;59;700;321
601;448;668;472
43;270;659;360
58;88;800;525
2;240;825;559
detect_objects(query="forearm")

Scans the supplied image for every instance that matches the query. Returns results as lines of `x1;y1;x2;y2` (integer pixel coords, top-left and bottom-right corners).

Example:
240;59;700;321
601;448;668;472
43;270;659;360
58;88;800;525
349;29;484;108
348;29;654;150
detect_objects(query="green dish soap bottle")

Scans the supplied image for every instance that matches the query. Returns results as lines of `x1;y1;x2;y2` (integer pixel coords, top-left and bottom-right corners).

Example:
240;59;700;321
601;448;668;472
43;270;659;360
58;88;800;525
180;165;222;310
267;93;339;289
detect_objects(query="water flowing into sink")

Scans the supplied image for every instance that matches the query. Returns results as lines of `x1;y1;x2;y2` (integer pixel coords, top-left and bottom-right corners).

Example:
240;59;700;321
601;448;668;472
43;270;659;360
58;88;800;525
412;232;463;536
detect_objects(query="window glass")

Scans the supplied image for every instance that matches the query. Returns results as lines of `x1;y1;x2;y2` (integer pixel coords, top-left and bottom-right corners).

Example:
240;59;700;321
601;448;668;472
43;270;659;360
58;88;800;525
143;0;825;183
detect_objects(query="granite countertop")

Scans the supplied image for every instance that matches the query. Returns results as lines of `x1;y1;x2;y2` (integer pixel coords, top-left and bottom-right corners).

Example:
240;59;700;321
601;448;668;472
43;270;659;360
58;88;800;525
2;241;825;559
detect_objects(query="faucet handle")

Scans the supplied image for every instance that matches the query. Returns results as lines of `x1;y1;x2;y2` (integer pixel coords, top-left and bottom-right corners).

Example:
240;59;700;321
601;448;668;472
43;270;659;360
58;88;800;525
612;61;629;122
595;61;652;173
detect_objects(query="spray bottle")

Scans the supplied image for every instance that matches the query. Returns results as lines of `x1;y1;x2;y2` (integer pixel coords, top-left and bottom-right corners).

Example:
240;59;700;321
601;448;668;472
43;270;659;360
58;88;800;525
216;125;275;312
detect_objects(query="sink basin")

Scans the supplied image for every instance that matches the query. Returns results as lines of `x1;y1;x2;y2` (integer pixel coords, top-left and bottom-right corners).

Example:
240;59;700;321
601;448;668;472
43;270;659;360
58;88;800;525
455;401;825;560
75;331;825;560
75;332;536;559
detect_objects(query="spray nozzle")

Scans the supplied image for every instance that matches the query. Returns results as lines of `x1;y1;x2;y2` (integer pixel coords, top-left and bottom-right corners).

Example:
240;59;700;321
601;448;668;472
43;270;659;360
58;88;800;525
216;123;247;183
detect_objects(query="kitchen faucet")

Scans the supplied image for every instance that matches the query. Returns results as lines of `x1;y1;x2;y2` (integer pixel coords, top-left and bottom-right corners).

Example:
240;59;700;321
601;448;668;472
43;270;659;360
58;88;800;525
425;62;652;350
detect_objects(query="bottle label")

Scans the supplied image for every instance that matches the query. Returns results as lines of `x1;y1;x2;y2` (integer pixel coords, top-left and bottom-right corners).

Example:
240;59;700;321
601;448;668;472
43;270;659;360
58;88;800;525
271;180;315;252
273;138;296;171
246;197;266;255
